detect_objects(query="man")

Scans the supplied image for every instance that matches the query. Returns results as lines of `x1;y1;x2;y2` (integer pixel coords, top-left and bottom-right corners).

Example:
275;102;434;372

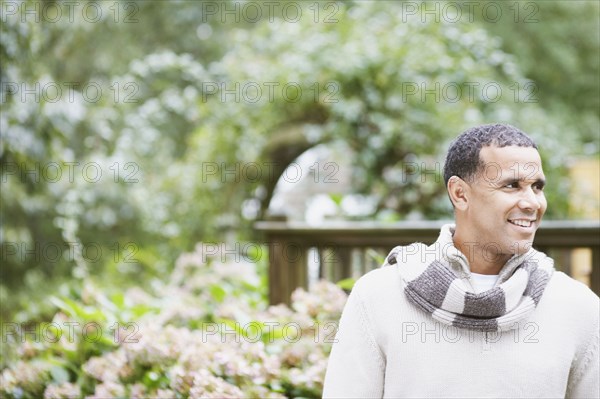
323;124;599;398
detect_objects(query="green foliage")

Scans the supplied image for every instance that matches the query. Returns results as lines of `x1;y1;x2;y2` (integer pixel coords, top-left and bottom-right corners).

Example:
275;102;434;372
472;0;600;149
196;1;579;222
335;277;356;291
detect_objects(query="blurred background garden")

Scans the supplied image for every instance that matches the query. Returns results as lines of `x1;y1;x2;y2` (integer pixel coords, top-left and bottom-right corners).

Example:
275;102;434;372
1;0;599;397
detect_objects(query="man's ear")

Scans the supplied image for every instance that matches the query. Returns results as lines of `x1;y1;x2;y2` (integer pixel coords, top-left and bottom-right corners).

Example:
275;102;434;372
447;176;469;210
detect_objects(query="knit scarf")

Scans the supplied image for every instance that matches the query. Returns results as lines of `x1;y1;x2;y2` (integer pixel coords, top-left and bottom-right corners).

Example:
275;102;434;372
387;225;554;332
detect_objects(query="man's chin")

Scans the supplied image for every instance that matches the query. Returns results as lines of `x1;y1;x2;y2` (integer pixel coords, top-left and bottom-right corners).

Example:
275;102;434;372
510;239;535;256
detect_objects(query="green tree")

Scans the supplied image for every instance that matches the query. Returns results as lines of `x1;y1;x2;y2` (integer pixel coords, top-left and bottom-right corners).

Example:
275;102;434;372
1;0;595;324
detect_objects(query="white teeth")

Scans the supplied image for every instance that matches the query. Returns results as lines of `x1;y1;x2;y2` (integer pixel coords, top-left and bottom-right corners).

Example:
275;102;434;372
509;219;533;227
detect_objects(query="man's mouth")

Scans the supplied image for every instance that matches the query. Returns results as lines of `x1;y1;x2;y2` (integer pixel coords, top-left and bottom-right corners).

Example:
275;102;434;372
508;219;536;228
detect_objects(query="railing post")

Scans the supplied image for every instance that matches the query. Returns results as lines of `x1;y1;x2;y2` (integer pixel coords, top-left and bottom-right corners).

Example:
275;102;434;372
267;234;307;306
332;247;352;283
267;236;287;305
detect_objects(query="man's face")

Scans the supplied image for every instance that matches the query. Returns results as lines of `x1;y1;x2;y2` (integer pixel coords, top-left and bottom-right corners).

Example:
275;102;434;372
462;145;547;258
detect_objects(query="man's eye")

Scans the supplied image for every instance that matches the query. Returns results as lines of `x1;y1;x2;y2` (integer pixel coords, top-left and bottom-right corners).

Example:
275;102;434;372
505;182;519;189
533;183;545;191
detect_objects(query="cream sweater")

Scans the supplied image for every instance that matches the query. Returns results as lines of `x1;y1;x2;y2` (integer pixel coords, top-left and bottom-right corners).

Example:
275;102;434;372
323;229;600;398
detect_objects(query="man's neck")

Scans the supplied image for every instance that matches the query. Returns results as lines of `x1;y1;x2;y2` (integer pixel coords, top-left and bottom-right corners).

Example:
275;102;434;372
452;235;510;275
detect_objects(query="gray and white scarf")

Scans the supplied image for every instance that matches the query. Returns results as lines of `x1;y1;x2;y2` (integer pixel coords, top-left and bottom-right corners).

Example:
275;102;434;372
386;225;554;332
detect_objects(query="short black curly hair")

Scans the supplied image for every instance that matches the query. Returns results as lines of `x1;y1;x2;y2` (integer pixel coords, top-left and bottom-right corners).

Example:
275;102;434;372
443;123;537;187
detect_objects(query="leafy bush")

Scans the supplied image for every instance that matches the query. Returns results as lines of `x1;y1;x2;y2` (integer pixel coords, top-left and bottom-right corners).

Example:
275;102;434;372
0;244;348;399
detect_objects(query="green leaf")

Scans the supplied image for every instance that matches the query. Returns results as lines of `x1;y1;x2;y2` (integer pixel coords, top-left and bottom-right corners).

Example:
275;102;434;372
336;278;356;291
209;284;226;303
329;193;343;206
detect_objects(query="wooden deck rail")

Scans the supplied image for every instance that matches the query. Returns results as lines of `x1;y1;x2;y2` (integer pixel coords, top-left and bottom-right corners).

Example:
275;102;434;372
254;220;600;305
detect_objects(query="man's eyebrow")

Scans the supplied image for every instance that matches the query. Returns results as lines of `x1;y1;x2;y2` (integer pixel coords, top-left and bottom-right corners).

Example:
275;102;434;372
495;177;546;186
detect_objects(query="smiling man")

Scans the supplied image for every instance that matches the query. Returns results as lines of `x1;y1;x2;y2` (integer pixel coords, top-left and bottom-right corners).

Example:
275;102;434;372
323;124;600;398
447;134;547;275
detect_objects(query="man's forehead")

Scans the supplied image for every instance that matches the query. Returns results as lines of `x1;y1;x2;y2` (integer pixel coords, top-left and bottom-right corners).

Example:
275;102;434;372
478;145;545;180
480;145;542;166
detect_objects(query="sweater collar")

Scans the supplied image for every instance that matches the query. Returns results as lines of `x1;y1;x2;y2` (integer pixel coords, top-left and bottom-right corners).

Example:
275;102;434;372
436;223;543;286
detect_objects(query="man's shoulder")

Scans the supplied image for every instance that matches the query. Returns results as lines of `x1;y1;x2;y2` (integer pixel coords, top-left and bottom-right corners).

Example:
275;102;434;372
354;263;401;292
549;271;599;298
348;265;407;309
544;271;599;318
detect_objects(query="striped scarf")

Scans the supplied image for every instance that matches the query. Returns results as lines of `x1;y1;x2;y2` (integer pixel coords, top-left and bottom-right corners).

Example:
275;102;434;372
386;225;554;332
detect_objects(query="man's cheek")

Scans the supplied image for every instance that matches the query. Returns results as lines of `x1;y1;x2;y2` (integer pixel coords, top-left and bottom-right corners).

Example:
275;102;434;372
540;196;548;215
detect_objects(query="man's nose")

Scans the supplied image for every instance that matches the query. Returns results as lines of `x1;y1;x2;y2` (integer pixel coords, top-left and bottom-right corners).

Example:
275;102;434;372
518;187;541;211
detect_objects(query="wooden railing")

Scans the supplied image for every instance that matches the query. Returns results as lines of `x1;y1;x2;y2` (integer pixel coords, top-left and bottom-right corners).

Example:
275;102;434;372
254;220;600;305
